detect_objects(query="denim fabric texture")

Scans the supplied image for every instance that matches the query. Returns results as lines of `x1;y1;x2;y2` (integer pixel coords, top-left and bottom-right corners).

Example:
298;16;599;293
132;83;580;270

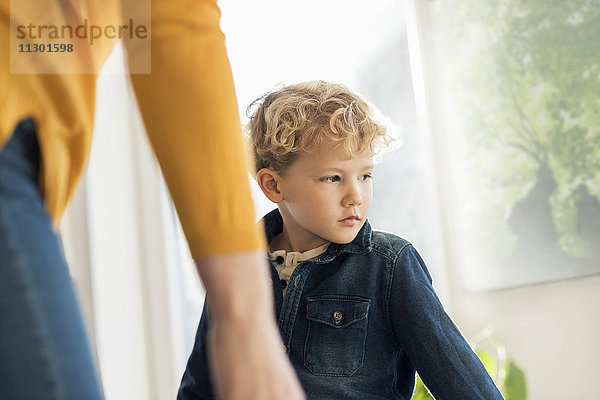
178;209;504;400
0;120;103;400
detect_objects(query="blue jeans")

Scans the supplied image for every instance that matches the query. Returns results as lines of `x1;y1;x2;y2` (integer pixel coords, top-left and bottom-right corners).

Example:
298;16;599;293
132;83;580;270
0;120;103;400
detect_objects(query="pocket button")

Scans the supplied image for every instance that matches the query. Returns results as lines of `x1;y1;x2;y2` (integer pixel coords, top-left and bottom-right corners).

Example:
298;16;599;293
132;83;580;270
333;311;343;323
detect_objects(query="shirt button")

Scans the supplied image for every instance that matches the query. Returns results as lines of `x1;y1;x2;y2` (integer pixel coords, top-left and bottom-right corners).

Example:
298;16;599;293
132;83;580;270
280;279;288;289
333;311;343;322
275;256;284;264
281;343;287;353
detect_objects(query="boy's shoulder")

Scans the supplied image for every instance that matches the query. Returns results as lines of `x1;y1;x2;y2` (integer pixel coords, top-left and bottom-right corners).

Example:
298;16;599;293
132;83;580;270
369;228;414;260
368;228;433;283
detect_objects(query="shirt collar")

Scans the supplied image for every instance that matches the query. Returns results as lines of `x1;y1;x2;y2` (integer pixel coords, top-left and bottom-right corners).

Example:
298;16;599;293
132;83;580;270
268;242;331;273
261;208;372;263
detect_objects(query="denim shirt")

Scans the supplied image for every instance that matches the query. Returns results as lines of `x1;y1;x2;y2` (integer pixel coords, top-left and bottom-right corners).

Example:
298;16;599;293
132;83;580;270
178;209;504;400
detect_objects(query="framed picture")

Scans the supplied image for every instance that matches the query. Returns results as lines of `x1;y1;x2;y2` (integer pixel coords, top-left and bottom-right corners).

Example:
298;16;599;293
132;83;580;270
425;0;600;290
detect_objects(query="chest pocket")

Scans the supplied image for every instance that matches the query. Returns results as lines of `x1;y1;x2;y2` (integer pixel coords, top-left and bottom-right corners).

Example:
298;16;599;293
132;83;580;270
304;296;371;376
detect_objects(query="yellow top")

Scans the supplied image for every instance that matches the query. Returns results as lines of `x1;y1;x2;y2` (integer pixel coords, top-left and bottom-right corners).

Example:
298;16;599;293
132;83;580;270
0;0;265;258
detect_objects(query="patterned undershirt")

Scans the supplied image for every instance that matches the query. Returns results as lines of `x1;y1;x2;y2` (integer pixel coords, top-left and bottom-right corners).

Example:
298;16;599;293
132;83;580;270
268;242;331;296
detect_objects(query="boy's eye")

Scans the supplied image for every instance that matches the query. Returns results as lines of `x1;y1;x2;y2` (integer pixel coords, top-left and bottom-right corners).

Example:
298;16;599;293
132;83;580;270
321;175;341;182
361;174;373;181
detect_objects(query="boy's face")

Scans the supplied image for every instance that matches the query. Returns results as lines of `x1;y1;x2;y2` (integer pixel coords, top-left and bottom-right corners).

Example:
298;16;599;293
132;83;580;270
276;139;373;251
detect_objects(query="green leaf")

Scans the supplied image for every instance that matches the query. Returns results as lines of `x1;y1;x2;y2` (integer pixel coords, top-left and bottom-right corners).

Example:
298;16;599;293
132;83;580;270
412;373;434;400
504;360;528;400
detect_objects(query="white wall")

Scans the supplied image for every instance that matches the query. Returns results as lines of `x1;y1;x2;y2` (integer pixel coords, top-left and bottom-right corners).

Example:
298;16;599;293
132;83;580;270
449;273;600;399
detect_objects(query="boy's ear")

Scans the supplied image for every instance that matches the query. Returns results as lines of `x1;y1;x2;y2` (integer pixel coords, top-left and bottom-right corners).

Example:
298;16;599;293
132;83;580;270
256;168;283;203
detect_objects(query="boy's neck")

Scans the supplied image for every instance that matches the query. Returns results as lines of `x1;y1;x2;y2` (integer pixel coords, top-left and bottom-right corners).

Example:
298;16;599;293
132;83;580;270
269;225;329;254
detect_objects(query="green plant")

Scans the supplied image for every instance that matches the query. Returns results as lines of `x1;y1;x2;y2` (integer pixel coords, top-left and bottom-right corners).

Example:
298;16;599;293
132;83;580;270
411;334;527;399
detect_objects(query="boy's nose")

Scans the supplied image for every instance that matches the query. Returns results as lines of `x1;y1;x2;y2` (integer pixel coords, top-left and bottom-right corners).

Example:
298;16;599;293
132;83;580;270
342;184;363;207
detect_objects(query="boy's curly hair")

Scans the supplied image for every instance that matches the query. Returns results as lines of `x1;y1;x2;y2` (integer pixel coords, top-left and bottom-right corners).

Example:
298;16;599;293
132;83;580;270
245;81;395;173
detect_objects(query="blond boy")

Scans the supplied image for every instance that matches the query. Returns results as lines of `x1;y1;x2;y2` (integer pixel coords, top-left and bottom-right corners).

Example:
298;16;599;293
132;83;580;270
179;81;503;400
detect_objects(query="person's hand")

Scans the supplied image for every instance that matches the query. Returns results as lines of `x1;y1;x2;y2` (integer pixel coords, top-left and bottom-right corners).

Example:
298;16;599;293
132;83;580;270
195;251;305;400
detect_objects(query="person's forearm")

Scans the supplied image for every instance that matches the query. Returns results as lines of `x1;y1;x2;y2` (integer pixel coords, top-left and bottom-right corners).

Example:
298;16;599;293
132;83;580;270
194;251;306;400
195;250;273;322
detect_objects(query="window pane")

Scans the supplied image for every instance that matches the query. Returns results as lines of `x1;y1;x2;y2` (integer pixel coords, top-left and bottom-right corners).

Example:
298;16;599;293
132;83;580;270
427;0;600;290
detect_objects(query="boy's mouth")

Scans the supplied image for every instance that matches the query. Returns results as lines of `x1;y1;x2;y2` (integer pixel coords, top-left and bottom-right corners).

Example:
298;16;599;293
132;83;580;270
338;215;360;226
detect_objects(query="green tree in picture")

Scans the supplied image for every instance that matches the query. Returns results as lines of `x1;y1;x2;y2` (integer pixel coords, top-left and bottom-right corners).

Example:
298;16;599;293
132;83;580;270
431;0;600;280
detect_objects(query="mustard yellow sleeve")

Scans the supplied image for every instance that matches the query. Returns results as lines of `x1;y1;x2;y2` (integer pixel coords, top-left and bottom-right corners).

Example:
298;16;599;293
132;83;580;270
122;0;265;259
